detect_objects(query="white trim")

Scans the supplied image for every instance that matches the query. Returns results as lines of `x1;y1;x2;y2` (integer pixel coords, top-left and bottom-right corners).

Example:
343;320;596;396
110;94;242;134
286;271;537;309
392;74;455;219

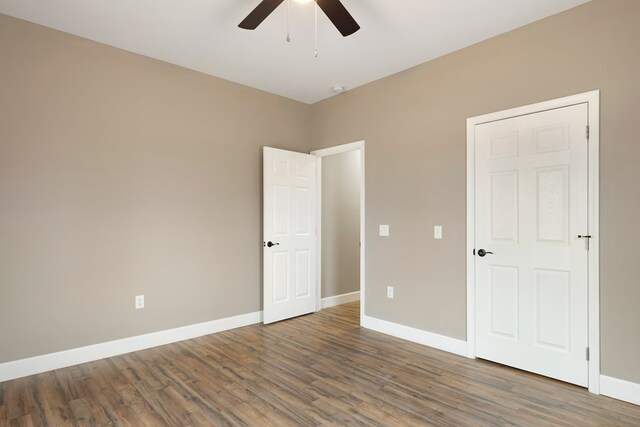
466;116;477;360
311;141;366;326
600;375;640;406
315;155;323;312
466;90;601;393
312;141;363;158
321;291;360;309
0;311;262;383
362;315;467;357
586;94;601;394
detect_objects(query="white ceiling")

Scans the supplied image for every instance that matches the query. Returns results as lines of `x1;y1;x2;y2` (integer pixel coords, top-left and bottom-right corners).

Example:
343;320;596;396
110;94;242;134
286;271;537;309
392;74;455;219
0;0;590;104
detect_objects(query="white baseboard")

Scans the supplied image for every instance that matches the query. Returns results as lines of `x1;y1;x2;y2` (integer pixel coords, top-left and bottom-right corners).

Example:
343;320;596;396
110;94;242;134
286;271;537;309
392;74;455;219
321;291;360;309
362;315;467;357
600;375;640;406
0;310;262;383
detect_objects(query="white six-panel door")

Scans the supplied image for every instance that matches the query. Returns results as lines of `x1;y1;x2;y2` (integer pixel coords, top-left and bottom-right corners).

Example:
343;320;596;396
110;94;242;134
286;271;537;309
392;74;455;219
263;147;317;324
474;104;589;386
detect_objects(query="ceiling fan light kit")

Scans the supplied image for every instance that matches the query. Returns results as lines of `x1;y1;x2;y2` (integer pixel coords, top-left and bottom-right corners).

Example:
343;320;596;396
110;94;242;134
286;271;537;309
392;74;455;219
239;0;360;37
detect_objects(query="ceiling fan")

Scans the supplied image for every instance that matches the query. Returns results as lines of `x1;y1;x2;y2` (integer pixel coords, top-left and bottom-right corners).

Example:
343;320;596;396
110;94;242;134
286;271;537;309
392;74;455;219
239;0;360;37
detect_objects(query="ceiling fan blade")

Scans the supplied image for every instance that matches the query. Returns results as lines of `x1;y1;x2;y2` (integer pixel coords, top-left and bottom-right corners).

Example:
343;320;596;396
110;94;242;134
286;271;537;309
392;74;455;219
316;0;360;37
239;0;285;30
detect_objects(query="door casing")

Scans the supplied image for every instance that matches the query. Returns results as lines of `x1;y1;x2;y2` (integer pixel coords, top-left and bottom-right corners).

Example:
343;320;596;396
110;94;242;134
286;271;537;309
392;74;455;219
311;141;366;325
466;91;600;394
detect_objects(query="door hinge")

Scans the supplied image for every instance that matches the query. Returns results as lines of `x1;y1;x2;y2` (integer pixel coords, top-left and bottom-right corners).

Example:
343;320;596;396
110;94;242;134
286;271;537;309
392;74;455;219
586;125;590;141
578;234;592;250
586;347;590;361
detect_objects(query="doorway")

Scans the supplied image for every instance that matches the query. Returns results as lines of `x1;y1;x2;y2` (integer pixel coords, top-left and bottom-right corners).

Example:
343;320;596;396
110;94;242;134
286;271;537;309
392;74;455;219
262;142;365;325
312;141;365;324
466;92;600;393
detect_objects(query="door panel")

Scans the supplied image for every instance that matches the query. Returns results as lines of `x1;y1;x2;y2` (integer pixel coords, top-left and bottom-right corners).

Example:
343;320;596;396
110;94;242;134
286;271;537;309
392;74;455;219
263;147;317;324
490;171;519;241
489;265;519;340
475;104;588;387
535;269;570;351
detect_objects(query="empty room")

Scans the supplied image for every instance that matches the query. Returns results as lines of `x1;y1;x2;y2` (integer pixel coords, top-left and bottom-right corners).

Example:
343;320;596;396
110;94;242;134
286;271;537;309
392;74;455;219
1;0;639;425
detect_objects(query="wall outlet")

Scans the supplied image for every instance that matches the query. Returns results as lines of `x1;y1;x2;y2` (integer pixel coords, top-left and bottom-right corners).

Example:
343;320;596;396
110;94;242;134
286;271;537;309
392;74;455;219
387;286;394;299
434;225;443;239
135;295;145;309
379;224;390;237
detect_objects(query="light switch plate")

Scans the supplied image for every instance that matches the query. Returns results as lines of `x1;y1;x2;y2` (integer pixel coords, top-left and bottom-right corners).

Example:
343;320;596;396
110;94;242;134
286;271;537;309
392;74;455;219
379;225;390;237
387;286;394;299
434;225;443;239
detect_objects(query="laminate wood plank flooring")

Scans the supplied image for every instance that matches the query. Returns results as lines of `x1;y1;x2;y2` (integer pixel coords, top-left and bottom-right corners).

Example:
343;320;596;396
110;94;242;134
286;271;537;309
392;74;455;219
1;302;639;426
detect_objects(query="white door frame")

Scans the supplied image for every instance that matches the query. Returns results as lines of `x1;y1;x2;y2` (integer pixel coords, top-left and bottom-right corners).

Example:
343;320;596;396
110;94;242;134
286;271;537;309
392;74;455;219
311;141;366;325
466;91;600;394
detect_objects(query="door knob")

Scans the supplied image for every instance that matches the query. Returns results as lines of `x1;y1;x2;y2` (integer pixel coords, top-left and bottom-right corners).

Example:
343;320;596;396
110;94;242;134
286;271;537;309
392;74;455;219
477;249;494;257
265;241;280;248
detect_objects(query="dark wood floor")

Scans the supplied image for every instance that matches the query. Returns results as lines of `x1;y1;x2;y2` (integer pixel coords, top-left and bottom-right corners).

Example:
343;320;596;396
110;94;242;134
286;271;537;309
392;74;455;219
1;302;639;426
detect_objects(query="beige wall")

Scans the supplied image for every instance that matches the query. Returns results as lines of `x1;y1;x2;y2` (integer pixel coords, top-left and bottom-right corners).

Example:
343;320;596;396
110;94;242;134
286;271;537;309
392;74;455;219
321;151;360;299
2;0;640;386
0;14;310;363
310;0;640;384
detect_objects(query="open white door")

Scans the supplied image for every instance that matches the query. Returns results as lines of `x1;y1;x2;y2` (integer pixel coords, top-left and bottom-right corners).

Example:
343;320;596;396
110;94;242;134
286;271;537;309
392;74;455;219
263;147;317;324
474;104;589;386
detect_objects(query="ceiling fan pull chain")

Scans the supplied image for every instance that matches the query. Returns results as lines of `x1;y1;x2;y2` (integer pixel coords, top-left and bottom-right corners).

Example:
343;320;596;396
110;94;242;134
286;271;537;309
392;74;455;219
314;0;318;57
286;0;291;42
